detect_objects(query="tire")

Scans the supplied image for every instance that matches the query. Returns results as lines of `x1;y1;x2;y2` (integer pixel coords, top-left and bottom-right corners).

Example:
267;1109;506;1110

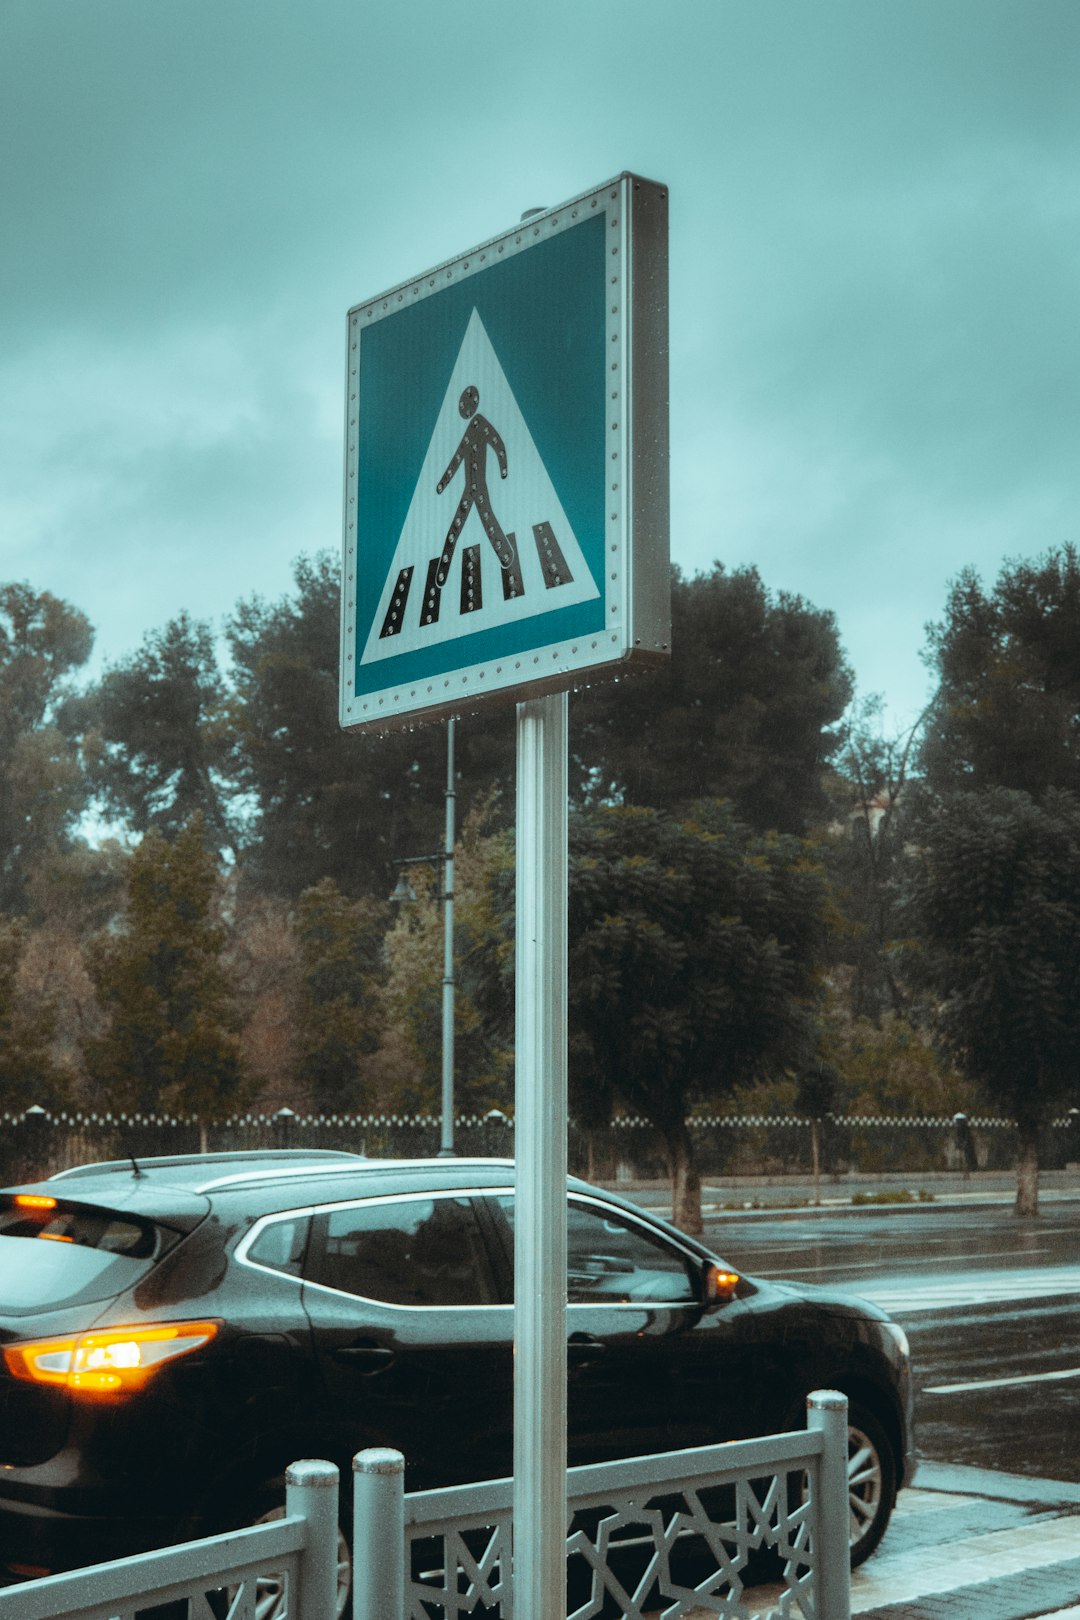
843;1404;897;1568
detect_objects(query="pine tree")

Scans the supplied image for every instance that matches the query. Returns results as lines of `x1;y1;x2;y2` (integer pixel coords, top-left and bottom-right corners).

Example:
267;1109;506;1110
85;817;247;1118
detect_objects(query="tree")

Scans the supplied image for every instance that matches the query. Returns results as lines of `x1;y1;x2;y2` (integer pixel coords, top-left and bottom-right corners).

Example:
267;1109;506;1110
905;788;1080;1216
920;546;1080;799
226;553;516;900
381;809;514;1116
566;800;828;1232
0;917;65;1107
85;817;247;1121
82;613;238;857
0;583;94;913
292;879;386;1112
572;563;853;833
823;697;929;1025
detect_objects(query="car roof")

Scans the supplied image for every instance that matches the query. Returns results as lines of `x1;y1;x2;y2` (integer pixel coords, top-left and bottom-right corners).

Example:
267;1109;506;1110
9;1151;536;1220
4;1152;717;1259
46;1148;365;1188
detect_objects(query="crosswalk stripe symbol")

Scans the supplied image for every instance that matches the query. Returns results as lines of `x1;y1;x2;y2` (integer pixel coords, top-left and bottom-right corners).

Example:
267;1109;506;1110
361;309;599;669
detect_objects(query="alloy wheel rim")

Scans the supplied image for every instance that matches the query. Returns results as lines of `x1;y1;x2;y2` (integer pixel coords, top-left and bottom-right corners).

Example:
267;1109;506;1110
847;1422;884;1544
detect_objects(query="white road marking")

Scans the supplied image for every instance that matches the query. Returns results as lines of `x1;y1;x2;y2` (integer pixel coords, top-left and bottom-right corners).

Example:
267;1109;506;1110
854;1265;1080;1312
925;1365;1080;1395
753;1245;1053;1279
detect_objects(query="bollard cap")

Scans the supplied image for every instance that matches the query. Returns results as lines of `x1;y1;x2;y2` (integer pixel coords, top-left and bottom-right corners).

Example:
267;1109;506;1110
806;1389;848;1413
286;1459;339;1488
354;1447;405;1476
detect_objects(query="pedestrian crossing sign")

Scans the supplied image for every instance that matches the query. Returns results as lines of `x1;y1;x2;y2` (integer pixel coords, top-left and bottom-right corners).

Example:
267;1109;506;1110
340;173;669;734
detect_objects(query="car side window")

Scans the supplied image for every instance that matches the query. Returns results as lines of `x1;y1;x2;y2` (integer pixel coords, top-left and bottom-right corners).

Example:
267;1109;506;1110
496;1196;698;1304
247;1215;310;1277
305;1196;499;1307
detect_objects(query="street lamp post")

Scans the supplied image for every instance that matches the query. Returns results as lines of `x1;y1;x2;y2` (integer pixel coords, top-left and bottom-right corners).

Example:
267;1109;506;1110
389;718;456;1156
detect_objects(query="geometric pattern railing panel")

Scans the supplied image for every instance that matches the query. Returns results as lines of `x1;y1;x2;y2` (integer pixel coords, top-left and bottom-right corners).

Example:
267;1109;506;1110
402;1406;849;1620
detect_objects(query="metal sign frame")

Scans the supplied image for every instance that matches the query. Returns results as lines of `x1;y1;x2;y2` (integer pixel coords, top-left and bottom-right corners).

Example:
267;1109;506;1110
340;173;669;733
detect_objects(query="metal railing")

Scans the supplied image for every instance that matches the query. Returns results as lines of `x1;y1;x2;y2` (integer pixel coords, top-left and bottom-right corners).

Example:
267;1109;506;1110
0;1461;339;1620
354;1392;851;1620
0;1398;850;1620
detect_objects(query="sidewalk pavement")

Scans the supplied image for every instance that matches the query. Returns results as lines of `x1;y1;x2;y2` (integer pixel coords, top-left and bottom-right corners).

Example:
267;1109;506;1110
851;1463;1080;1620
738;1462;1080;1619
603;1168;1080;1220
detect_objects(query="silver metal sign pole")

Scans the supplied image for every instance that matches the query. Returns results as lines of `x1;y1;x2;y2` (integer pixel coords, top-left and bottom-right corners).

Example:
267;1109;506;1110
439;716;456;1157
514;689;568;1620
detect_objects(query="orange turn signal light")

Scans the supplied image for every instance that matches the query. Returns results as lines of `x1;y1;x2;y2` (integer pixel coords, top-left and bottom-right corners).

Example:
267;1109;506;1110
704;1264;741;1304
4;1321;219;1397
14;1195;57;1210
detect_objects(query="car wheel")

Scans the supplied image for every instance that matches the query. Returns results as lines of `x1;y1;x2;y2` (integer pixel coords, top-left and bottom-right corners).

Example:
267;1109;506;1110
843;1405;896;1567
232;1503;352;1620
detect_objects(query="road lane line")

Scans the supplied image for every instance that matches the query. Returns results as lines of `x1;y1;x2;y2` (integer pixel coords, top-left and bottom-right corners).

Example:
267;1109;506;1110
924;1365;1080;1395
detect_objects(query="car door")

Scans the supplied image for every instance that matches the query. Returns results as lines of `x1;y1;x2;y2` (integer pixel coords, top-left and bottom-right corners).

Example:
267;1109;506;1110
300;1190;513;1488
493;1192;761;1463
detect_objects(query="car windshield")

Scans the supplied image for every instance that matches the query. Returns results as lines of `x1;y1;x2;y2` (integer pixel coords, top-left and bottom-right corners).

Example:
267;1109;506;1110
0;1197;168;1315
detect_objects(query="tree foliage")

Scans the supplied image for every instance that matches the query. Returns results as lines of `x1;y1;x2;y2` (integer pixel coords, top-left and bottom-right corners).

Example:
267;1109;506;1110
0;584;94;913
83;613;238;857
0;917;65;1107
292;879;386;1112
906;787;1080;1213
921;546;1080;799
572;563;853;833
85;818;247;1116
822;697;928;1025
226;554;516;900
566;800;828;1230
381;810;514;1116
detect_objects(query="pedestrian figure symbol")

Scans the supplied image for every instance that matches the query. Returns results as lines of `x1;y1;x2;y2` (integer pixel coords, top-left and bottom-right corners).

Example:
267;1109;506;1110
423;386;525;623
436;386;516;580
366;308;598;660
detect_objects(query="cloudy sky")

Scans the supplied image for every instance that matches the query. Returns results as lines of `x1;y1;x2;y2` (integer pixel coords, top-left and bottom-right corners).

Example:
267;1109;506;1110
3;0;1078;732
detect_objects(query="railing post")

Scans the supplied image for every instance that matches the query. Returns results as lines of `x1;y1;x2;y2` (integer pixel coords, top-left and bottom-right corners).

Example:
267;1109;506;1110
286;1459;340;1620
807;1390;850;1620
353;1448;405;1620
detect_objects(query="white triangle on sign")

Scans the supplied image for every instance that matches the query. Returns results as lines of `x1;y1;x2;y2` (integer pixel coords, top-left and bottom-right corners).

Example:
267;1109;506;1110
361;308;600;668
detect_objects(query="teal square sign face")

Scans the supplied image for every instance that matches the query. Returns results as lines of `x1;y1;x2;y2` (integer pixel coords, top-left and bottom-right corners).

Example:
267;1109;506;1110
340;174;669;733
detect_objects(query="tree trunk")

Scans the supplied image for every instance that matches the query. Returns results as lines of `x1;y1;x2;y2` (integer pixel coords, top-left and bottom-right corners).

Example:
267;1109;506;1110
1015;1119;1040;1217
810;1118;821;1207
666;1119;703;1236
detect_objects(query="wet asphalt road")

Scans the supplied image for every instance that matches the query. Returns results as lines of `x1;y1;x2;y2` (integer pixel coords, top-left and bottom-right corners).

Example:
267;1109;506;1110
708;1203;1080;1484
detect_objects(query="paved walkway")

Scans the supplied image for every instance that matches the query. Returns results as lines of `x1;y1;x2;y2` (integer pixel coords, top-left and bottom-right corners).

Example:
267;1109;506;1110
605;1168;1080;1220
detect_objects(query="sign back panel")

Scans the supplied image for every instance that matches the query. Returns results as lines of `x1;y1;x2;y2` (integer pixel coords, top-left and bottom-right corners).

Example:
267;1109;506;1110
340;173;668;734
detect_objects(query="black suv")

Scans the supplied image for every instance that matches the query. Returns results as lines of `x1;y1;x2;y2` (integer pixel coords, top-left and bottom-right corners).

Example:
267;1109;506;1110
0;1150;913;1598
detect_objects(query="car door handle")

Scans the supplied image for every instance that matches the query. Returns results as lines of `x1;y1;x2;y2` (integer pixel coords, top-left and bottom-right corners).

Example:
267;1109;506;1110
567;1332;607;1365
332;1342;396;1373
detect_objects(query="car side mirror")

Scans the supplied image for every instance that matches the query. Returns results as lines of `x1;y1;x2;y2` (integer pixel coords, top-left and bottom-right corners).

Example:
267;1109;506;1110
702;1262;740;1306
